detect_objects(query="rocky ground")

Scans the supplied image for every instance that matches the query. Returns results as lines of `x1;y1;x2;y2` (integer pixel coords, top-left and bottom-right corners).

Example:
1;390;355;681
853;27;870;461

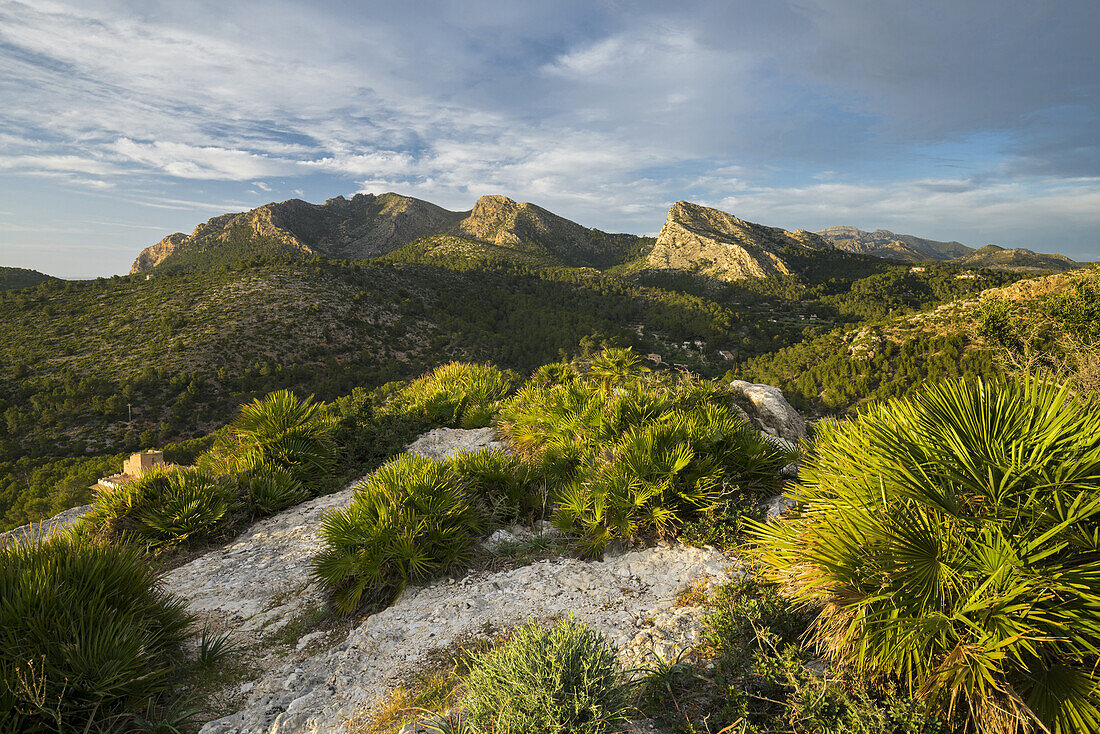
6;381;803;734
197;542;736;734
160;423;752;734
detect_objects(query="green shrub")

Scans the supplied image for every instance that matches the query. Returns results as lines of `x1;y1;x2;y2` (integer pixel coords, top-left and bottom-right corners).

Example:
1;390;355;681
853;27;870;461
463;617;631;734
0;528;192;731
329;385;433;481
554;404;793;552
204;389;337;486
313;454;484;614
750;377;1100;734
243;465;308;516
82;465;235;547
446;447;540;523
636;578;944;734
394;362;517;428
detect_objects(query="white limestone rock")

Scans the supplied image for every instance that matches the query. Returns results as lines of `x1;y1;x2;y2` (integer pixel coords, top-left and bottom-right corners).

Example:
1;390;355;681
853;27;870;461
728;380;807;442
405;427;504;459
198;544;739;734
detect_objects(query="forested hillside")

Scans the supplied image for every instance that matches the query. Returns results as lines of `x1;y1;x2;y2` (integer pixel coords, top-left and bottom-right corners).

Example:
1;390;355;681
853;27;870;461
0;195;1069;532
736;265;1100;415
0;266;58;291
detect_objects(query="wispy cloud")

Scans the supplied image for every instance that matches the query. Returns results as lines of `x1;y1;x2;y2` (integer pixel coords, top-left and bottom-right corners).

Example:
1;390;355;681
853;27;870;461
0;0;1097;274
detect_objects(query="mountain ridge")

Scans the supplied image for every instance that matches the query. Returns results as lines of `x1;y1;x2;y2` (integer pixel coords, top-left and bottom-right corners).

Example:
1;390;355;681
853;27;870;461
127;193;1082;278
644;201;832;281
129;192;643;273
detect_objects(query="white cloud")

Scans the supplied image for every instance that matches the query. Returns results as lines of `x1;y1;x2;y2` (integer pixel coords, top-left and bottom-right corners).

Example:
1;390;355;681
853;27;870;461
111;139;290;180
0;154;115;175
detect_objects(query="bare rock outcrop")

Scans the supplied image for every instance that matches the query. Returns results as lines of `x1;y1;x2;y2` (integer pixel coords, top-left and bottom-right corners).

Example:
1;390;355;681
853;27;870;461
0;504;92;547
405;426;505;458
729;379;807;444
646;201;830;281
198;544;736;734
453;194;618;266
161;487;356;635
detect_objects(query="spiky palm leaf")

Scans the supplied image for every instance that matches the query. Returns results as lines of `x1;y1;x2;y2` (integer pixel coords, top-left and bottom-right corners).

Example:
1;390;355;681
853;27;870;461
243;466;308;516
313;454;484;614
393;362;517;429
0;528;192;731
750;376;1100;734
207;389;337;485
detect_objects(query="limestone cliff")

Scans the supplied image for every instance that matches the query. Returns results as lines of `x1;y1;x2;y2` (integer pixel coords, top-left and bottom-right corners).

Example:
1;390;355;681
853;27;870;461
645;201;831;281
453;195;618;266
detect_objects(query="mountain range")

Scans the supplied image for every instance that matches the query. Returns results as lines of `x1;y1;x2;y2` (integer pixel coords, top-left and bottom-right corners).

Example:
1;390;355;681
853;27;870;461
130;194;1080;279
4;188;1091;534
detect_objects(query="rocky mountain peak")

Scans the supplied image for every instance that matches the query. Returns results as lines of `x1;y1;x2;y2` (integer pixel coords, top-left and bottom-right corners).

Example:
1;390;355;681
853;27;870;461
645;201;829;281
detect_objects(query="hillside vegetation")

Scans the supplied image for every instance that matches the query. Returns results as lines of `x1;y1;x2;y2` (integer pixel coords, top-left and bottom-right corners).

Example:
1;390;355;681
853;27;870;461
736;265;1100;416
0;266;57;291
0;195;1077;533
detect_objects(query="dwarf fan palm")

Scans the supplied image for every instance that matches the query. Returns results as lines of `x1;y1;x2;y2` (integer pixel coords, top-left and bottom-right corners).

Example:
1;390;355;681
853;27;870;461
588;346;648;390
0;528;192;731
750;377;1100;734
207;389;337;485
313;454;483;614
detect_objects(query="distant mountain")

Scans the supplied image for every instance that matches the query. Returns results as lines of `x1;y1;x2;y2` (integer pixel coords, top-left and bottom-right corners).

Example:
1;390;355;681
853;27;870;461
643;201;832;281
129;192;1083;282
949;244;1079;273
0;266;59;291
130;193;646;273
816;226;973;261
130;192;464;273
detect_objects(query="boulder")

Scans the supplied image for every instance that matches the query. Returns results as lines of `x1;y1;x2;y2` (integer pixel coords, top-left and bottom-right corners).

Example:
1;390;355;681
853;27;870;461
405;427;504;459
728;380;806;443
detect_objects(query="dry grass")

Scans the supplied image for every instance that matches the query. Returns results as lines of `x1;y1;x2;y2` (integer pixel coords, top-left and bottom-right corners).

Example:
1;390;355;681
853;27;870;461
343;629;503;734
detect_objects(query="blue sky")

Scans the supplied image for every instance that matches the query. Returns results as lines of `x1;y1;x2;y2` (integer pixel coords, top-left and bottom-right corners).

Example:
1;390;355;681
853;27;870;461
1;0;1097;278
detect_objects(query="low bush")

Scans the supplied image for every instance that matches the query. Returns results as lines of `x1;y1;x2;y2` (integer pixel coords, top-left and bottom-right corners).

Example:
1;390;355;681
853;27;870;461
446;448;540;524
392;362;518;429
330;385;433;482
750;376;1100;734
243;465;308;516
635;578;944;734
0;528;192;731
501;354;793;551
203;389;337;487
82;465;235;547
463;617;631;734
313;454;484;614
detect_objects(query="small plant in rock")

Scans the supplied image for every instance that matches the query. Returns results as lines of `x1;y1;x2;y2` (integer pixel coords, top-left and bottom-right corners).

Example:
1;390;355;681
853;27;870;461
197;627;239;669
313;454;484;614
0;527;192;732
83;465;235;547
243;465;308;516
463;617;631;734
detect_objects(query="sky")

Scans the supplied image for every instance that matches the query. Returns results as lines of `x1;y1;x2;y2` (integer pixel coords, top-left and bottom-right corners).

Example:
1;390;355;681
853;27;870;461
0;0;1097;278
